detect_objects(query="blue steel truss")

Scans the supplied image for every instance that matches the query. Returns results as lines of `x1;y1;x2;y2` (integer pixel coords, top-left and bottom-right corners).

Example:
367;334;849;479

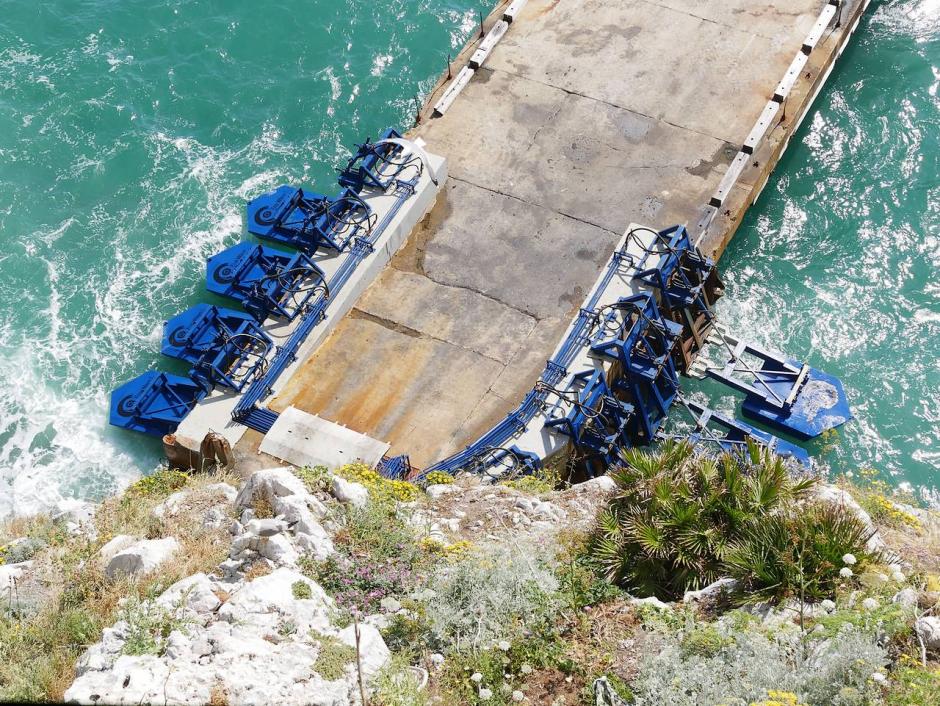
206;242;327;322
338;128;423;192
161;304;273;393
247;185;375;254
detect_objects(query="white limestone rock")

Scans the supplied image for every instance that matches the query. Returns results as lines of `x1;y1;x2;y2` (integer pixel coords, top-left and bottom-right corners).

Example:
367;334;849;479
628;595;671;610
892;587;919;608
205;482;238;503
331;476;369;508
97;534;138;564
105;537;180;579
218;567;333;634
51;498;98;538
337;622;391;680
296;525;336;561
814;484;886;551
916;616;940;653
580;474;617;493
425;483;460;500
246;517;289;537
155;573;221;617
0;561;32;604
235;467;310;511
152;490;189;519
683;578;739;603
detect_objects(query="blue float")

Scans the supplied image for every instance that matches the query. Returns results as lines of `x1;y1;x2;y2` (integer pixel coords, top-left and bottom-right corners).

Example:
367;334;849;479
161;304;272;392
109;372;207;436
701;338;853;440
206;242;327;322
246;185;373;254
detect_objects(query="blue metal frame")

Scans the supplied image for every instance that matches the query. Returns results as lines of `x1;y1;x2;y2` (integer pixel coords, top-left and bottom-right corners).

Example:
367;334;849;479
206;242;326;322
543;369;635;475
109;371;207;436
588;293;682;443
161;304;273;393
247;185;373;254
703;340;852;439
338;128;414;192
667;398;811;468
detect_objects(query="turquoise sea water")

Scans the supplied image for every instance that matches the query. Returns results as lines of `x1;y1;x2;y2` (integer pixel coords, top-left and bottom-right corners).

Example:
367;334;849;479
687;0;940;504
0;0;489;516
0;0;936;516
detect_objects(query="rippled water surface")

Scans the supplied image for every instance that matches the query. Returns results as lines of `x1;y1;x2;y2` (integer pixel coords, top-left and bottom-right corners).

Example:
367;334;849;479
0;0;488;516
1;0;937;516
689;0;940;503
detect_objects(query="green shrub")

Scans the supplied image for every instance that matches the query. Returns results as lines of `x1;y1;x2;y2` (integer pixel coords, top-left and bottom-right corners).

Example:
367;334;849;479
592;441;815;600
421;471;454;487
291;580;313;600
424;548;559;652
312;633;356;681
630;622;887;706
725;502;881;604
293;465;332;494
125;468;189;499
372;654;431;706
120;597;191;656
886;657;940;705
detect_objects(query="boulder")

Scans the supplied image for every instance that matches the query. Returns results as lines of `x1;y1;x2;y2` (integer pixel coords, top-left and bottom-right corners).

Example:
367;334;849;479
97;534;138;564
105;537;180;579
295;525;335;561
218;568;334;634
235;467;310;511
205;482;238;503
580;475;618;493
426;483;460;501
331;476;369;508
891;588;919;608
152;490;189;519
915;616;940;653
337;623;391;680
51;498;98;538
246;517;288;537
682;578;739;604
155;573;221;617
628;595;671;610
814;485;885;551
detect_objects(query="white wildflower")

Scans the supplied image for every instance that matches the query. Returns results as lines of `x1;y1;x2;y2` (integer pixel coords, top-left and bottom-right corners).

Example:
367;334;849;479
520;664;533;674
862;597;879;611
871;672;887;684
820;599;836;612
842;554;857;566
497;640;511;652
840;567;854;578
512;691;525;702
470;672;483;683
479;687;493;700
892;570;905;583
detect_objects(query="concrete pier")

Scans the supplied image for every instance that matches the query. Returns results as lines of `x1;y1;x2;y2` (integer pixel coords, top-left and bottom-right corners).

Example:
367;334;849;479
235;0;870;470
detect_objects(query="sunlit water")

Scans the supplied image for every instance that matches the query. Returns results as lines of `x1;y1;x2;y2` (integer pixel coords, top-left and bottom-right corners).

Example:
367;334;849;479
0;0;489;517
687;0;940;505
0;0;936;517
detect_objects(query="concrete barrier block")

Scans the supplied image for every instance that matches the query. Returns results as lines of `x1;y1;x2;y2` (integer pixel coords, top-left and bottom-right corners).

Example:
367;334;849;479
433;66;475;117
470;20;509;69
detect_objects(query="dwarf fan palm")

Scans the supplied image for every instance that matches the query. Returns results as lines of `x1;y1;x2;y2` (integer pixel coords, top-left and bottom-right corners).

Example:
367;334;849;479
592;440;815;600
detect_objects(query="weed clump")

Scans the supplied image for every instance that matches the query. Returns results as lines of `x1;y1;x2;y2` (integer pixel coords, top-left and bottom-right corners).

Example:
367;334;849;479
312;633;356;681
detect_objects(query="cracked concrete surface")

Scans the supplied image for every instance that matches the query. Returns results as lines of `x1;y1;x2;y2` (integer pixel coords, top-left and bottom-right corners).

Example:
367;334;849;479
258;0;831;467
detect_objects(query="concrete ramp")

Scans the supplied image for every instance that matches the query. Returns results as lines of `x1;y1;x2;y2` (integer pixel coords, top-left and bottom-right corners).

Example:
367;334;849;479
259;406;390;469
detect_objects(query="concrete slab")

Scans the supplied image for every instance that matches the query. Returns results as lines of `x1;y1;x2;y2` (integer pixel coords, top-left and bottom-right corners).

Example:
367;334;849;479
426;69;734;235
269;316;504;466
225;0;870;473
418;179;620;320
491;0;821;144
259;406;391;469
356;268;537;365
